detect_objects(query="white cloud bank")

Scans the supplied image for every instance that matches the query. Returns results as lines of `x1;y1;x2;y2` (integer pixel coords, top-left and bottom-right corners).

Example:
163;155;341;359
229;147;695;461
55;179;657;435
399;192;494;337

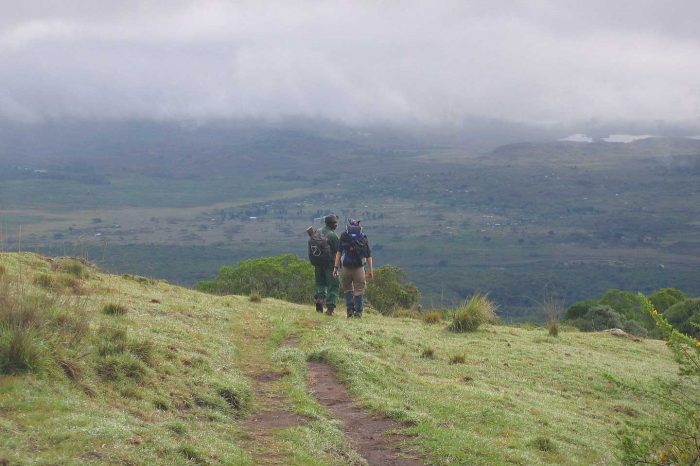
1;0;699;125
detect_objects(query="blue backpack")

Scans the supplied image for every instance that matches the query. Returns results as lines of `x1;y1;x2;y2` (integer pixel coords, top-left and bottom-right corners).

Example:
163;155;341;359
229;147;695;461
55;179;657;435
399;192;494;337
341;223;369;267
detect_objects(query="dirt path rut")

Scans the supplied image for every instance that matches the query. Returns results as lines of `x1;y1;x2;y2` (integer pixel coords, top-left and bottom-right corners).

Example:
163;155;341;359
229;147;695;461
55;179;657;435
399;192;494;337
308;361;425;466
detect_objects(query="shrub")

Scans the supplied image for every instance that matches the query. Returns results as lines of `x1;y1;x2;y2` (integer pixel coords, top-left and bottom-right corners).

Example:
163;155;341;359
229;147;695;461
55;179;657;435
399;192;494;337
599;289;652;329
448;293;497;333
102;303;128;316
195;254;313;304
422;310;443;324
365;265;421;315
664;298;700;339
649;288;687;313
564;299;597;320
620;297;700;464
568;305;648;337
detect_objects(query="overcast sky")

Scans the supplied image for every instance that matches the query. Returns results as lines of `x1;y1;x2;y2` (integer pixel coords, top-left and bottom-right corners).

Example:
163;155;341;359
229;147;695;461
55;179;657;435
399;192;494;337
1;0;699;126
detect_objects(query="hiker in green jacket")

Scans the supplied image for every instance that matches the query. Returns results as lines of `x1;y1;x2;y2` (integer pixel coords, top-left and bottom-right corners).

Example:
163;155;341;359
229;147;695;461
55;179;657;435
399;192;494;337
313;214;340;315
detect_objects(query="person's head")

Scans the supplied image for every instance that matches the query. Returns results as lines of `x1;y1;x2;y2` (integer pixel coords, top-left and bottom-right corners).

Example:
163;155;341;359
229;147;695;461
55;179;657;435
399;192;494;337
324;214;339;230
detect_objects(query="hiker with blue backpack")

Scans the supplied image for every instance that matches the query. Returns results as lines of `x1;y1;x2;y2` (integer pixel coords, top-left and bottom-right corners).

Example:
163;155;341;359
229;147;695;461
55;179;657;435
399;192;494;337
307;214;340;315
333;219;373;318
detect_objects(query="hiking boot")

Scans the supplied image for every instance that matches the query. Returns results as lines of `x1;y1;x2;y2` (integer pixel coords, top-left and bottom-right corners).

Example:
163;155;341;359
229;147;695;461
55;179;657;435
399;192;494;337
354;295;364;318
325;304;335;316
315;302;323;313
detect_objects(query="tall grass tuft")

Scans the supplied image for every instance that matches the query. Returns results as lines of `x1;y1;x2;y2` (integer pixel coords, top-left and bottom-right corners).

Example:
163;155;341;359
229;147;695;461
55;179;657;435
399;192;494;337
421;310;443;324
53;258;87;278
543;297;562;337
102;303;128;316
448;293;497;333
0;328;46;374
249;290;262;303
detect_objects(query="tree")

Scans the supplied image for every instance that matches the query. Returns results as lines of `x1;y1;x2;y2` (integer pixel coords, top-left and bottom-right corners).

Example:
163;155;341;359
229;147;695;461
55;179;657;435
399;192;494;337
664;298;700;339
196;254;314;304
649;288;687;313
365;265;421;315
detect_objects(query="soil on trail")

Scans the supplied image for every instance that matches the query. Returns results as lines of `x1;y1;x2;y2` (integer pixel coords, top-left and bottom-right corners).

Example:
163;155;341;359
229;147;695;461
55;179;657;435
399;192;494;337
239;330;306;465
308;361;425;466
242;370;307;465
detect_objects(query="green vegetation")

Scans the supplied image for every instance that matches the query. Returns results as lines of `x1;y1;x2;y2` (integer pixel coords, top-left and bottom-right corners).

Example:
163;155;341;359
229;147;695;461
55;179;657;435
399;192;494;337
664;298;700;338
448;292;497;332
365;265;421;315
5;129;698;321
648;288;687;313
196;254;313;304
0;253;253;465
102;302;128;316
619;297;700;465
421;310;443;324
1;252;699;465
565;288;699;339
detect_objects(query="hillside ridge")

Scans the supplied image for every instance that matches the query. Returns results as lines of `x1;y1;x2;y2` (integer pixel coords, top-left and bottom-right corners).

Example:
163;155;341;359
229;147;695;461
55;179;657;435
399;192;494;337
0;252;692;465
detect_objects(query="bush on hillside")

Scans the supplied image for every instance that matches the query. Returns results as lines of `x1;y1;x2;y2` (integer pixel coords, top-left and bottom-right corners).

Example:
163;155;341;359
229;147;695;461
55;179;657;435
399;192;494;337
620;297;700;465
564;299;597;320
196;254;314;304
649;288;687;313
365;265;421;315
568;305;648;337
664;298;700;339
564;288;695;338
448;293;497;333
599;289;652;328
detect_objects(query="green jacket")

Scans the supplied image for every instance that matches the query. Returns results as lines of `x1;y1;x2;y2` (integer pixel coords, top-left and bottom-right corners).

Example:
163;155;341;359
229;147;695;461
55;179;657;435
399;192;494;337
321;225;339;256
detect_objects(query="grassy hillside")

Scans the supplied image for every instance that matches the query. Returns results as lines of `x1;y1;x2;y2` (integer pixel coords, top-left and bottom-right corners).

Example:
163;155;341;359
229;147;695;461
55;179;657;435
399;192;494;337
0;253;694;465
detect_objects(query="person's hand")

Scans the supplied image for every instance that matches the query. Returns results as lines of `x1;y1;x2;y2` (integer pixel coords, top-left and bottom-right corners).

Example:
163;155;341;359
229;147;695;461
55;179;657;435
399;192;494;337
333;267;338;278
367;270;374;280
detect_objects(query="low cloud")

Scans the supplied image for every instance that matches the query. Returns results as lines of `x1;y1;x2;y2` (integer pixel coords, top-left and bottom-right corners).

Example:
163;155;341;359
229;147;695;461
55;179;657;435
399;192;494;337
1;1;699;125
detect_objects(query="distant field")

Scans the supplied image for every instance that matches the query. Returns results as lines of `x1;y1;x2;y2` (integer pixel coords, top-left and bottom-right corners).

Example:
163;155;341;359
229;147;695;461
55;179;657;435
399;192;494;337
2;136;700;319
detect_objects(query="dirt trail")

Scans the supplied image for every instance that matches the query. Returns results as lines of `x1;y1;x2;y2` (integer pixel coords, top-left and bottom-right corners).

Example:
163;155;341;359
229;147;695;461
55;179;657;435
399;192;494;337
239;327;306;464
308;361;425;466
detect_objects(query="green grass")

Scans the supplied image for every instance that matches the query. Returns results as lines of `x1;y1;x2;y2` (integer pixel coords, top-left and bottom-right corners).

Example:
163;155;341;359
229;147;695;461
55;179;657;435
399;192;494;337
301;313;688;464
0;252;696;465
